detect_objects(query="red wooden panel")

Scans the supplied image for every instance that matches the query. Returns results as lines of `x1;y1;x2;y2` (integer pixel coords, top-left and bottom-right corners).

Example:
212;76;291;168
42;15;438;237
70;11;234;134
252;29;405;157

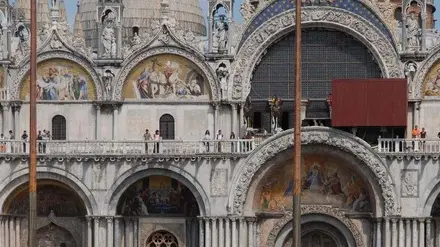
331;79;407;127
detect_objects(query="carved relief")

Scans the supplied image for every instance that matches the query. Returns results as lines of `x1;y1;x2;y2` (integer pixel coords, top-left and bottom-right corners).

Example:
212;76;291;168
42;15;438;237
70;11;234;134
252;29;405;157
265;206;365;247
401;169;418;197
232;7;403;101
211;169;228;196
404;61;417;95
229;127;398;216
216;63;229;101
91;163;106;190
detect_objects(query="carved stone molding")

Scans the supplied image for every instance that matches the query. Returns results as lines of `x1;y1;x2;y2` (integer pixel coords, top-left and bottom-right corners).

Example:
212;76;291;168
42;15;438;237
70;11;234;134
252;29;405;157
229;127;398;216
265;206;365;247
113;46;219;101
231;6;403;101
10;51;103;101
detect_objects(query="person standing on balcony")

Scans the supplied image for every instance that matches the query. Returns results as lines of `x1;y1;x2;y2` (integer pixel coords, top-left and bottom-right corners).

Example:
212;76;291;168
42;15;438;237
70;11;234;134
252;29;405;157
153;130;160;153
420;127;427;151
8;130;14;153
230;132;236;153
203;130;211;152
21;131;28;153
37;130;43;153
0;134;5;152
216;130;223;152
412;125;421;151
143;129;152;153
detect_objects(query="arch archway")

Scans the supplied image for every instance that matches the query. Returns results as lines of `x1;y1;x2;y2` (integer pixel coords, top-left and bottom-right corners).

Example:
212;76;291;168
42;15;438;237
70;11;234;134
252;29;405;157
146;230;179;247
160;114;175;140
52;115;67;140
228;127;397;217
106;166;210;216
231;7;402;101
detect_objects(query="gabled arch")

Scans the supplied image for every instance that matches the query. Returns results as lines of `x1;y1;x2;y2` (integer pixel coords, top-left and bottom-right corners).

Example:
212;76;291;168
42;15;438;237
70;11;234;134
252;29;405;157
227;127;398;217
11;50;103;101
230;7;403;101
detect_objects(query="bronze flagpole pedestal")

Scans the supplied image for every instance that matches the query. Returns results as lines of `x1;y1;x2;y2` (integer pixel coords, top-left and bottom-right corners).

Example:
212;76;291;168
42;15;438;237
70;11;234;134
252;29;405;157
292;0;302;246
29;0;38;246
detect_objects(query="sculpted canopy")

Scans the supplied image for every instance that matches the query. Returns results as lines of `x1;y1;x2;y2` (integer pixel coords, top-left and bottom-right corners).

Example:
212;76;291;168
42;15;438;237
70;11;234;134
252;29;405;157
20;59;97;101
122;54;211;100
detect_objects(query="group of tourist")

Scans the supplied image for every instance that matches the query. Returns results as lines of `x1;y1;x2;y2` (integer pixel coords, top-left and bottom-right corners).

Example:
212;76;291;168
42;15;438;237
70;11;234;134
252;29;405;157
0;129;52;153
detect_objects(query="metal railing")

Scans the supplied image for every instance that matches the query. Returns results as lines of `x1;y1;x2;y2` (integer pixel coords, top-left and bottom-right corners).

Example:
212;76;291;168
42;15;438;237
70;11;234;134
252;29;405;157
0;139;256;156
378;138;440;154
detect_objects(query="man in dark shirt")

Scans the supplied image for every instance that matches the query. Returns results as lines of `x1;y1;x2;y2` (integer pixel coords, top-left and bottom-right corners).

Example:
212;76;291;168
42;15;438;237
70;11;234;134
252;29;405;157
21;131;28;153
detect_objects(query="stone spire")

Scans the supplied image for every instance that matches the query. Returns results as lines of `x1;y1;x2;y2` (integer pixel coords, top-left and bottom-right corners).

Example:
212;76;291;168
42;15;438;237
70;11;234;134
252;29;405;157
59;0;67;22
74;1;85;38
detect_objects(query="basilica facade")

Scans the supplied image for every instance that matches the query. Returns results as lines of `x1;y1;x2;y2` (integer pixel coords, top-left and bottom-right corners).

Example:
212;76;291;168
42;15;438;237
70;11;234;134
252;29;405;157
0;0;438;246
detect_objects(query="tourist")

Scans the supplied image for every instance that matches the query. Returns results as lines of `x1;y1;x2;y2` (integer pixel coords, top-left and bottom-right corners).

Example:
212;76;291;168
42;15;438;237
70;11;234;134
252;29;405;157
420;127;427;151
143;129;152;153
203;130;211;152
8;130;14;153
153;130;160;153
230;132;236;152
0;134;5;152
21;131;28;153
37;130;43;153
216;130;223;152
412;125;420;151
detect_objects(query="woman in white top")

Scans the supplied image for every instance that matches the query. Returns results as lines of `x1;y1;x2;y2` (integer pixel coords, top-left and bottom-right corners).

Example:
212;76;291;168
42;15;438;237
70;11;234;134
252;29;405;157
216;130;223;152
203;130;211;152
153;130;160;153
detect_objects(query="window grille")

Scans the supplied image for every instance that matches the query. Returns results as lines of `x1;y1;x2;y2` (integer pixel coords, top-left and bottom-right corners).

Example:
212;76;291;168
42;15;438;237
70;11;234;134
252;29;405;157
51;115;66;140
146;231;178;247
159;114;175;140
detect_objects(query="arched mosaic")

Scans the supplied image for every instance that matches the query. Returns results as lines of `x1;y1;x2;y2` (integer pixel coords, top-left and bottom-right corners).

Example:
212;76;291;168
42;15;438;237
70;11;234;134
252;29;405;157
117;175;200;216
3;180;87;217
122;54;211;100
254;154;372;213
19;58;96;100
422;60;440;97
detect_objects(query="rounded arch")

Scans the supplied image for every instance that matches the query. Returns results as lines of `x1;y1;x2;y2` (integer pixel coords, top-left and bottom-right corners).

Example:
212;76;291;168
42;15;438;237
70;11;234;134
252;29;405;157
228;127;398;217
418;176;440;216
114;46;220;101
413;44;440;99
11;50;103;101
51;115;67;140
267;206;364;247
146;230;180;247
0;166;98;215
105;166;211;216
159;113;175;140
231;7;402;101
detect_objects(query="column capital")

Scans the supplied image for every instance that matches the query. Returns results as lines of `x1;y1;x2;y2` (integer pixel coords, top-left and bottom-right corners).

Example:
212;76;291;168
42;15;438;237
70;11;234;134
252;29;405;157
231;103;237;110
106;216;114;223
375;218;383;223
426;218;432;223
1;102;9;109
391;218;398;223
418;218;426;223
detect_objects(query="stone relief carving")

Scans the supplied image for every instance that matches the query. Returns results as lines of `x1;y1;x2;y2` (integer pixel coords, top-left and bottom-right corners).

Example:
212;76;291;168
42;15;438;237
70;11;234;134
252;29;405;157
211;169;228;196
101;10;117;58
401;169;418;197
404;61;417;95
102;69;115;100
114;46;219;101
213;16;229;53
406;12;421;51
50;36;63;49
240;1;256;22
231;7;403;101
229;127;398;216
265;206;365;247
11;21;30;63
216;63;229;101
11;52;103;100
92;162;106;190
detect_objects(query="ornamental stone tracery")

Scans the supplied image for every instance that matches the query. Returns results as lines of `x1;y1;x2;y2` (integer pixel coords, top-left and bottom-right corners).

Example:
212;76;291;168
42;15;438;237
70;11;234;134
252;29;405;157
231;7;403;101
265;206;365;247
10;51;103;101
228;127;398;216
113;46;220;101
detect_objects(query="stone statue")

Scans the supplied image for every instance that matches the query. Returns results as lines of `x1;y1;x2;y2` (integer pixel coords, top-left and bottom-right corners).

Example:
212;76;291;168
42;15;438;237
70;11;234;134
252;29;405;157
50;36;63;49
240;1;256;21
213;15;228;52
404;61;417;94
131;32;142;50
270;95;282;132
39;22;51;43
103;70;115;100
406;12;420;49
13;21;30;58
101;15;116;58
216;63;229;100
243;95;252;127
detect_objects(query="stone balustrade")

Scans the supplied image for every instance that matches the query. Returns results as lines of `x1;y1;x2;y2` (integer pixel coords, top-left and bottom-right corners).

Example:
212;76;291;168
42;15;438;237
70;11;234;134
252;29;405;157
377;138;440;154
0;139;256;156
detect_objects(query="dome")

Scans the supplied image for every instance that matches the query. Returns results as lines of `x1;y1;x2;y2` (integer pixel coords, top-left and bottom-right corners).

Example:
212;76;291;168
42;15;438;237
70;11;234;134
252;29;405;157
79;0;206;50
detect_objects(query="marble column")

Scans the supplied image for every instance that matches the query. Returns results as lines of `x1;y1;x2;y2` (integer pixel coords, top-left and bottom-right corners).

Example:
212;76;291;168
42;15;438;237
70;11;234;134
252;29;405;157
247;220;254;247
113;106;119;140
87;217;92;247
375;219;382;247
107;217;114;247
13;105;19;140
239;218;246;247
133;219;138;247
15;218;20;247
436;219;440;247
9;218;14;247
420;219;426;247
5;217;8;247
225;218;230;247
391;219;397;247
212;218;218;247
1;103;8;135
0;217;4;247
239;104;244;137
253;220;257;247
421;13;427;51
398;219;404;247
231;104;238;136
413;219;418;247
406;219;411;247
427;218;432;247
207;18;212;53
205;218;211;247
95;105;101;140
231;218;237;247
93;217;100;247
219;218;224;247
198;217;204;247
384;218;390;247
124;218;130;247
214;104;220;135
402;14;408;49
114;217;121;247
414;102;420;128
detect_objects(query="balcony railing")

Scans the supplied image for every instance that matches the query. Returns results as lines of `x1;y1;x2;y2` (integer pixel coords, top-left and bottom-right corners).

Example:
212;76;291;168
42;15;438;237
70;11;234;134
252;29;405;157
0;139;256;156
0;88;8;100
378;138;440;154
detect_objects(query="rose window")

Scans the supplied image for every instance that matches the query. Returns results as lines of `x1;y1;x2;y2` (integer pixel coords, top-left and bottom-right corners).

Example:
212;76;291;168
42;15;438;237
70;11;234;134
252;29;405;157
146;231;178;247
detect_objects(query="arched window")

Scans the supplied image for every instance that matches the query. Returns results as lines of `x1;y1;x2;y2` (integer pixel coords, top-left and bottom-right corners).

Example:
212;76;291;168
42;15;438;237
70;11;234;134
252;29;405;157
146;231;178;247
132;26;140;36
159;114;175;140
52;115;66;140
